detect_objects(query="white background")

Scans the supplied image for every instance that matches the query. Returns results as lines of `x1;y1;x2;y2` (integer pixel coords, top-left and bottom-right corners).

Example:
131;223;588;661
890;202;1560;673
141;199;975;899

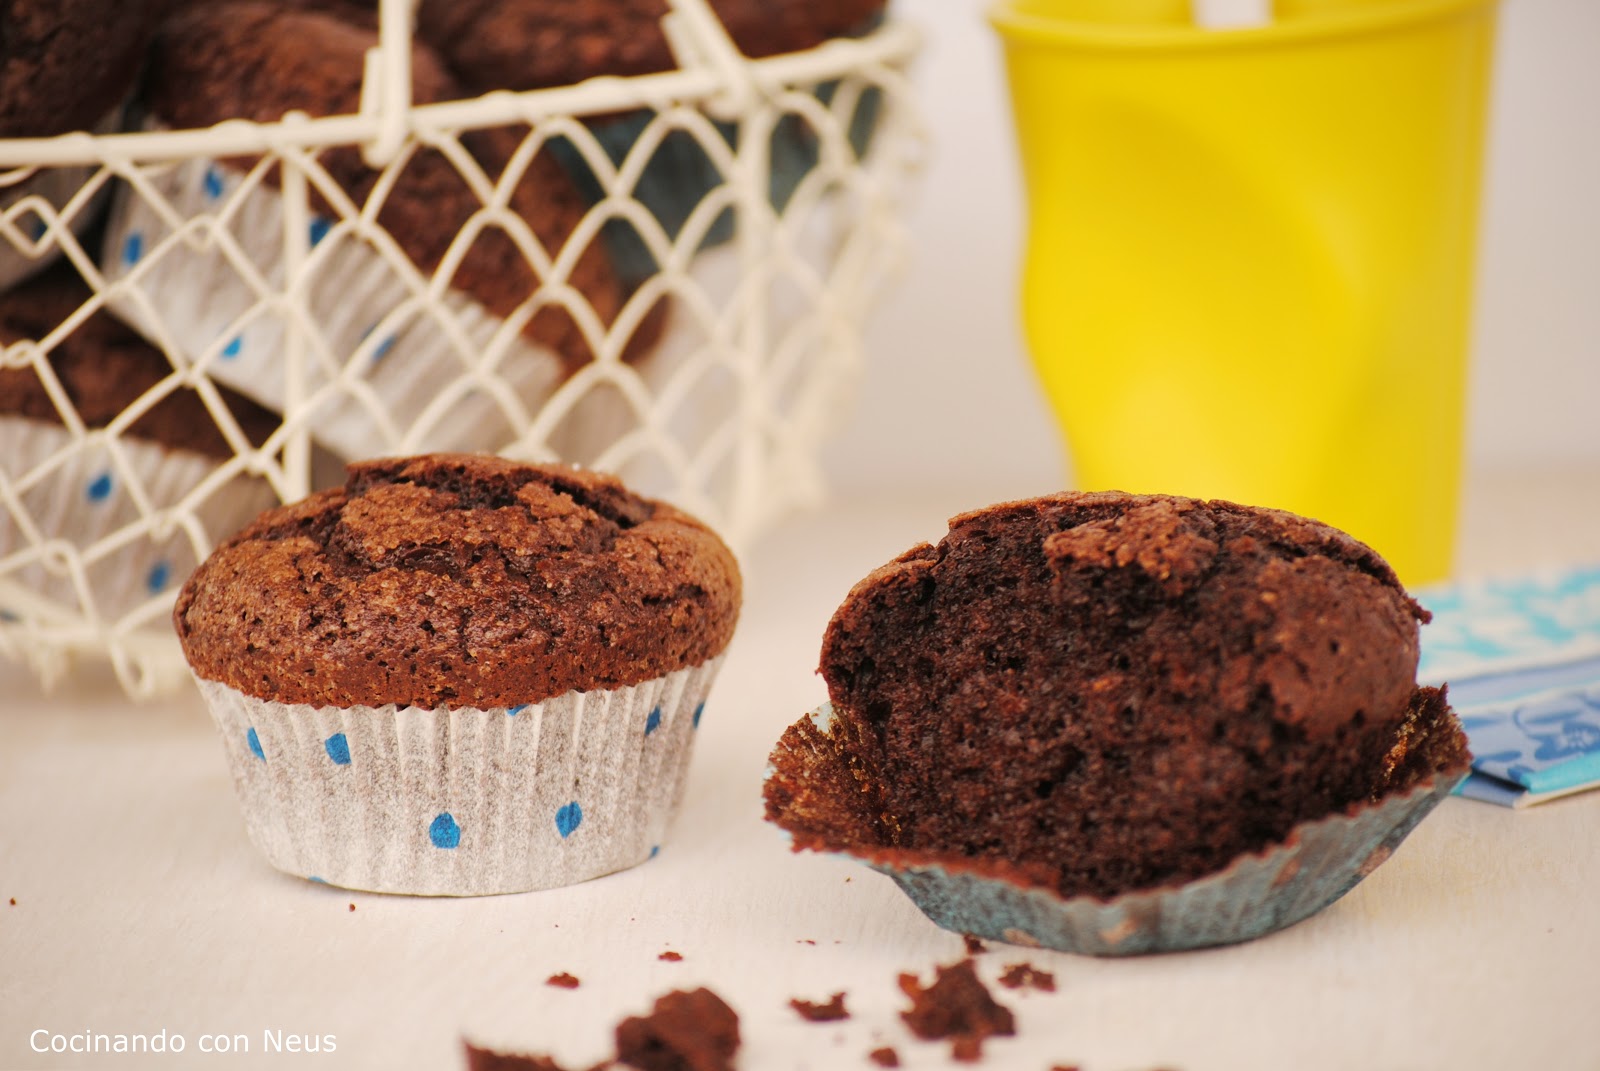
826;0;1600;495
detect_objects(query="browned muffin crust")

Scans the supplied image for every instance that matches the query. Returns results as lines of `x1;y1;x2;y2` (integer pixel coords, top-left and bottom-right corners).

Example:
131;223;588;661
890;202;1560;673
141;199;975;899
803;492;1462;899
416;0;887;95
0;270;278;459
144;3;658;369
174;454;741;708
0;0;162;138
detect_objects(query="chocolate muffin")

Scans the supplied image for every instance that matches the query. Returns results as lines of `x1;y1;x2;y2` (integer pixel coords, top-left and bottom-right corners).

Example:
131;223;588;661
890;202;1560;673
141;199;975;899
0;2;165;292
0;270;280;621
413;0;890;277
0;0;161;139
0;271;278;457
415;0;887;95
175;455;740;895
143;2;640;370
770;492;1469;902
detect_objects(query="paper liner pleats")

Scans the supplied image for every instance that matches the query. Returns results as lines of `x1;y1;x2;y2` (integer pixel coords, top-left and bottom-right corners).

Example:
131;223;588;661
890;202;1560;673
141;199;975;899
0;417;275;623
766;703;1468;956
195;656;724;896
99;130;567;460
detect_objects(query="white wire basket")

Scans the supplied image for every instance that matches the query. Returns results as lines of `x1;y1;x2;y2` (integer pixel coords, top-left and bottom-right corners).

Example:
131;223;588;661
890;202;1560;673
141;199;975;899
0;0;924;699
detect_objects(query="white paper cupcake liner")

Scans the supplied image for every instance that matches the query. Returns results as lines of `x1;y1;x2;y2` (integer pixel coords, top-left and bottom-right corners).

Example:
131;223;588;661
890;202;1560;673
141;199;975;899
0;107;126;292
0;417;276;624
99;126;568;460
194;656;725;896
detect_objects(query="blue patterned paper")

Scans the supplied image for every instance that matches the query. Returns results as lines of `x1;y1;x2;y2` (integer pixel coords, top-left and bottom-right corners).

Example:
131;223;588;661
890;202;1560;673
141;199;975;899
1456;682;1600;793
1418;564;1600;807
1418;565;1600;686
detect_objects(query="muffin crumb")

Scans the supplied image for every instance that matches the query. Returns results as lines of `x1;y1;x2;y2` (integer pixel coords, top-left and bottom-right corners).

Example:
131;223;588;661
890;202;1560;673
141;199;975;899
997;963;1055;992
898;959;1014;1060
658;951;683;963
614;987;738;1071
868;1047;900;1067
789;993;849;1022
462;1042;574;1071
546;973;581;989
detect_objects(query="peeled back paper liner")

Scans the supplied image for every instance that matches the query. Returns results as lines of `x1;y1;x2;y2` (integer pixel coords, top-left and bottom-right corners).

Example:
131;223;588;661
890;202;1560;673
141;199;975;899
99;127;568;461
195;656;725;896
0;416;276;625
766;703;1469;956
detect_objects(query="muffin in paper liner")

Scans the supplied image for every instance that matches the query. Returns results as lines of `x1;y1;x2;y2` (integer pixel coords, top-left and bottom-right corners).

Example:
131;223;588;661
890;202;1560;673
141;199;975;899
195;656;724;896
0;107;127;293
98;137;568;461
764;701;1471;956
0;417;276;625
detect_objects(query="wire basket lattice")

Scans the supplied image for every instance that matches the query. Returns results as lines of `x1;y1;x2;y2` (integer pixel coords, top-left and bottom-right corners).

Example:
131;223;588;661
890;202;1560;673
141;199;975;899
0;0;924;698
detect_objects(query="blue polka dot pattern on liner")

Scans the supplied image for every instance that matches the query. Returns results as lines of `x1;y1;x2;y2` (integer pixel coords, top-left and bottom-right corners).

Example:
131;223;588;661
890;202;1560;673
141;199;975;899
86;471;113;503
359;323;397;362
307;876;327;885
649;845;660;859
507;704;528;717
145;560;172;594
309;216;332;247
203;165;225;201
222;335;243;360
644;706;662;736
324;733;351;766
429;813;461;849
693;701;706;729
121;231;143;267
247;727;264;762
555;802;583;839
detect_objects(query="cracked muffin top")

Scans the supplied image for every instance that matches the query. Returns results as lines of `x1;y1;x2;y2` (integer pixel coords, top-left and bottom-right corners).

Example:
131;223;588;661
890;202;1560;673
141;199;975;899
174;454;741;708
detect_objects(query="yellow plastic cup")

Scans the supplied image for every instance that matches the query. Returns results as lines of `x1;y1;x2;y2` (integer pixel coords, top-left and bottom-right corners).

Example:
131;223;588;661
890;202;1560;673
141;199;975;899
991;0;1497;584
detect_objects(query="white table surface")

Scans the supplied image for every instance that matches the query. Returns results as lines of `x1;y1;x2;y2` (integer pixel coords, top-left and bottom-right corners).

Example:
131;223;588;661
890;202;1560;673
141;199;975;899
3;465;1598;1071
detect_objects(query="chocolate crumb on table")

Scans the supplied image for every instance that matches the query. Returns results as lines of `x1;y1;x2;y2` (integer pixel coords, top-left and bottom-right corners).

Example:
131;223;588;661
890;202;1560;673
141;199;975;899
463;1042;574;1071
868;1046;900;1067
615;987;739;1071
1048;1065;1080;1071
963;935;987;955
7;898;13;906
898;959;1015;1062
789;993;849;1022
348;903;356;912
997;963;1056;992
658;951;683;962
546;973;582;989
